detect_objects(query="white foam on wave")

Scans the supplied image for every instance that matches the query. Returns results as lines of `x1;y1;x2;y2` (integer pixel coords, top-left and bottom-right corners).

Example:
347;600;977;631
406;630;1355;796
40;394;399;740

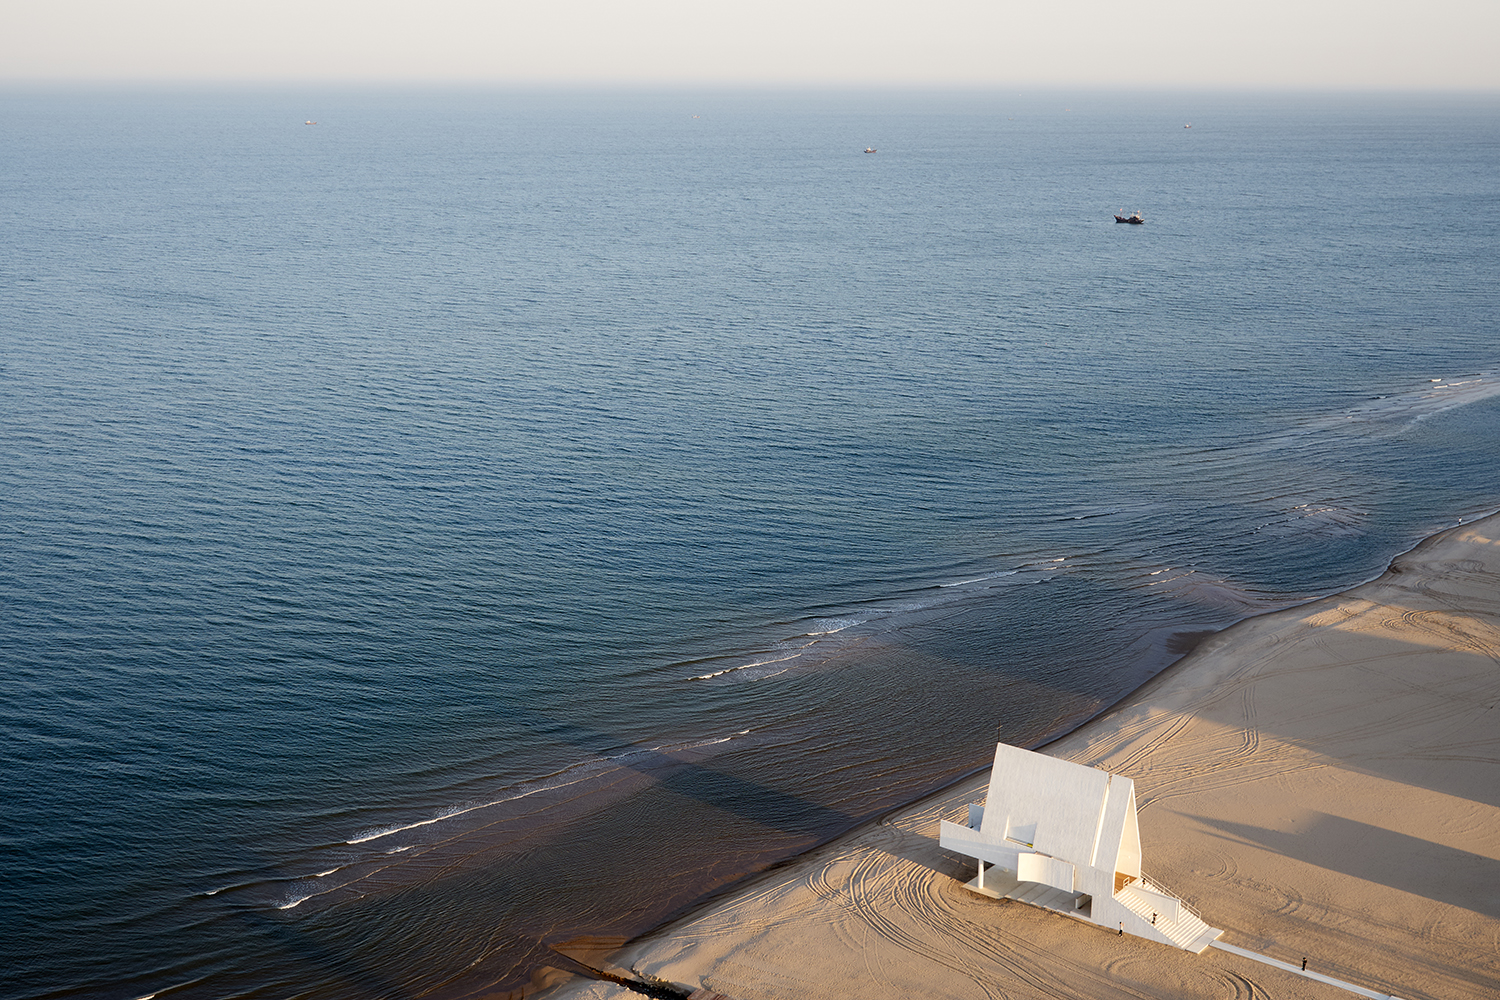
1063;508;1121;521
939;570;1019;587
803;617;866;635
129;974;210;1000
1289;502;1363;519
653;729;749;749
345;729;752;851
941;558;1068;590
1146;569;1195;586
688;651;803;680
737;662;796;681
276;881;348;910
348;805;466;845
350;783;564;844
1311;373;1500;436
1247;494;1369;540
202;880;255;897
207;865;344;896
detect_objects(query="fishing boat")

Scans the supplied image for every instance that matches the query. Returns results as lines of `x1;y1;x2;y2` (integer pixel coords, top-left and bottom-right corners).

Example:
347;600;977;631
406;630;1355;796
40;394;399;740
1114;211;1145;224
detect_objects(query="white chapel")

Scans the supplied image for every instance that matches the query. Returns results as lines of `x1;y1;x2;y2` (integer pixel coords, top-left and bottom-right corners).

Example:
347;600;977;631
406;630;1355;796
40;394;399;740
939;742;1222;952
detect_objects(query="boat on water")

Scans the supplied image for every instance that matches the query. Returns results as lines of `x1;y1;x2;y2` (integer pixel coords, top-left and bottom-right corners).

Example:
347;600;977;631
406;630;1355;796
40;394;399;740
864;147;877;154
1114;211;1145;224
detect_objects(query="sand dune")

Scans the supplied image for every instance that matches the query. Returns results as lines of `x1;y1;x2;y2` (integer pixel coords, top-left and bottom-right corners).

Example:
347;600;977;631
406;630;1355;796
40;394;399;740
550;515;1500;1000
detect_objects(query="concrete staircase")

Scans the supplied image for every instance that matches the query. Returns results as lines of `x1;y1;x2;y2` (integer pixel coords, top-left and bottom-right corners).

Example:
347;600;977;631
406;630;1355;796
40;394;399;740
958;865;1221;954
1116;882;1222;953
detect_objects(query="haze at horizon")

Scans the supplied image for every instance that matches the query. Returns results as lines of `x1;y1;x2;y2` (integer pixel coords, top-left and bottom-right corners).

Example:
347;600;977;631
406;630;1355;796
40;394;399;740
3;0;1497;90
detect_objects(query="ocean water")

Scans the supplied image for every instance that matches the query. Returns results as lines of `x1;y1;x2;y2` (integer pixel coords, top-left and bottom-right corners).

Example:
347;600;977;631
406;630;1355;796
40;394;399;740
2;88;1498;999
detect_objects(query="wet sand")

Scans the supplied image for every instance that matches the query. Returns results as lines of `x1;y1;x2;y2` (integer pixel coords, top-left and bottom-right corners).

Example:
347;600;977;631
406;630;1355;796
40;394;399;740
546;514;1500;1000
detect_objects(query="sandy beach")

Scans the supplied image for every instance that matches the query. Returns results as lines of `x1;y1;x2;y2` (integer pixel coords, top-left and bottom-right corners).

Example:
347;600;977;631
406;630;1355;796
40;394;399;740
544;513;1500;1000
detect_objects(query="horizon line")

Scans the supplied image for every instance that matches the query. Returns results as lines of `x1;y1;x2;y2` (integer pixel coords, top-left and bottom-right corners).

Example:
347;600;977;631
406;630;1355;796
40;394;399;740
4;79;1499;95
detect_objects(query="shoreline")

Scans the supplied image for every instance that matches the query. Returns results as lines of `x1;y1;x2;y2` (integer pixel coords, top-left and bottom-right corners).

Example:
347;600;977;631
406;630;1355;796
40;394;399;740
546;511;1500;999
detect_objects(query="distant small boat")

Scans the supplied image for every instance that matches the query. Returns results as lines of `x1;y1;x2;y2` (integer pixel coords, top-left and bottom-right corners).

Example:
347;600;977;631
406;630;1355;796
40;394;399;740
1114;211;1145;224
864;147;877;154
1184;123;1192;129
304;120;318;125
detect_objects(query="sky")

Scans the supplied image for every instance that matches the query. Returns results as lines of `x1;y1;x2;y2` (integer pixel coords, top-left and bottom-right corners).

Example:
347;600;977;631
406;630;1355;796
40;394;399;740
2;0;1497;89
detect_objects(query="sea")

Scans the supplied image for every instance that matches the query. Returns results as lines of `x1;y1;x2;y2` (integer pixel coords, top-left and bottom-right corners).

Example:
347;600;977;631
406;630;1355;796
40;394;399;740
2;88;1498;1000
